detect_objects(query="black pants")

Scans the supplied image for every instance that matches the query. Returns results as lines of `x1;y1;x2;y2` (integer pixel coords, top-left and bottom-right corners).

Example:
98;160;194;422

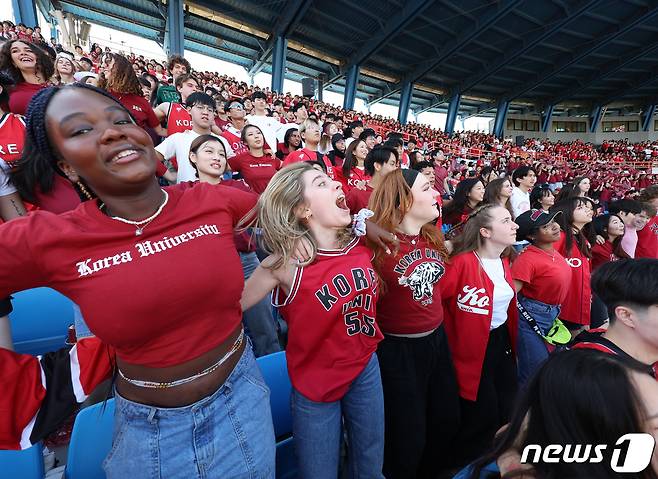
376;326;461;479
454;325;518;467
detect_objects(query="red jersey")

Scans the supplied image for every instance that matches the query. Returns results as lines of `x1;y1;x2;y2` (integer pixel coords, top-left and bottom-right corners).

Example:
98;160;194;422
282;148;335;179
274;237;382;402
111;92;159;131
554;231;592;326
8;82;47;116
376;237;446;334
335;166;370;193
228;152;280;194
0;113;26;167
0;182;257;367
346;184;373;215
442;252;518;401
636;216;658;259
221;125;249;156
511;245;572;305
166;102;193;135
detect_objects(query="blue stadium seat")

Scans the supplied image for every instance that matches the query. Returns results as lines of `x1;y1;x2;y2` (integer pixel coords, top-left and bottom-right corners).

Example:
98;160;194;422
64;400;115;479
0;443;45;479
9;287;75;356
256;351;297;479
61;352;296;478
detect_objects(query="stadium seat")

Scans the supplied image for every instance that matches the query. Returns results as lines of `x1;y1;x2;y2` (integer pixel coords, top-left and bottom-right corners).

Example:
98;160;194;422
256;351;297;479
0;443;45;479
64;400;115;479
9;287;75;356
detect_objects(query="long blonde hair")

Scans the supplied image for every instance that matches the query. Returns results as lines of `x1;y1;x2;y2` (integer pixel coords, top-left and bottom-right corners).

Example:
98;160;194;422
248;162;351;269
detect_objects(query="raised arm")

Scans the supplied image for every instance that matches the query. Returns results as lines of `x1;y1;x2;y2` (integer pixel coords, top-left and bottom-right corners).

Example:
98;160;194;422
240;257;281;311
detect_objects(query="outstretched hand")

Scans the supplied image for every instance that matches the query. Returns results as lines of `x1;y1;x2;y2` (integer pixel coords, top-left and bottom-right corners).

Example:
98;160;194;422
365;221;399;255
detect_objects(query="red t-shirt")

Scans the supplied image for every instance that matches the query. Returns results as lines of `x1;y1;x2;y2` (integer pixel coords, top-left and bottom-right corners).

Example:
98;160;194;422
282;148;335;179
274;237;382;402
346;184;373;215
591;241;619;270
511;245;572;305
111;92;159;130
228;152;280;194
8;82;47;116
636;216;658;259
335;166;370;193
0;113;26;167
0;182;257;367
376;237;446;334
33;174;82;214
554;231;592;326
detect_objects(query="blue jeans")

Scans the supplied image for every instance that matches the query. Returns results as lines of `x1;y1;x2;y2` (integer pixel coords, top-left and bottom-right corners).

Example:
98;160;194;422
240;252;281;357
291;354;385;479
516;295;560;385
103;342;276;479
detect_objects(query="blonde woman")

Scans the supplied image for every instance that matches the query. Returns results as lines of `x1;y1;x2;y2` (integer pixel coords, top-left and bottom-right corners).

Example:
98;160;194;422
242;162;385;478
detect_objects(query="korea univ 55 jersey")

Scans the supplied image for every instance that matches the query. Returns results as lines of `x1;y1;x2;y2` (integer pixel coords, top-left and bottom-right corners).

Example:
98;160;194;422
274;237;383;402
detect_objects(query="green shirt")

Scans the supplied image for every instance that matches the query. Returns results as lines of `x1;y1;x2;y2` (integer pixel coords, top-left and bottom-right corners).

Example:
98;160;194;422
156;85;180;105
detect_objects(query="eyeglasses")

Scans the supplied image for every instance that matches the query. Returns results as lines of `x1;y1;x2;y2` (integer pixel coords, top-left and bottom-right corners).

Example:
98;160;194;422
193;105;215;113
228;103;244;110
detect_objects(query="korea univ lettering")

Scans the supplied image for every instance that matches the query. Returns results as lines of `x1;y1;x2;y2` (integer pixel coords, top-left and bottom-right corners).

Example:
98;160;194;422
76;224;220;277
314;268;378;337
394;248;445;306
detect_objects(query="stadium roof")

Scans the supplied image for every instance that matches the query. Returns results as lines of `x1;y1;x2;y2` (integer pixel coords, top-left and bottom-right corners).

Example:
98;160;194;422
47;0;658;117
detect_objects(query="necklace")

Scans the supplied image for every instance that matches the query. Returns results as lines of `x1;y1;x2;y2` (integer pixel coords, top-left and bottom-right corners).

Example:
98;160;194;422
100;189;169;236
398;231;421;245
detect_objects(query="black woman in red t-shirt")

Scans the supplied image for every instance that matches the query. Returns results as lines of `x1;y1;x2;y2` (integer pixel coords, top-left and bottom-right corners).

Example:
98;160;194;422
0;84;276;476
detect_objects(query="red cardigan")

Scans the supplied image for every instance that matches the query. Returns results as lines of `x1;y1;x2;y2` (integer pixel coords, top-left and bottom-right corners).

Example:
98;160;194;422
441;251;518;401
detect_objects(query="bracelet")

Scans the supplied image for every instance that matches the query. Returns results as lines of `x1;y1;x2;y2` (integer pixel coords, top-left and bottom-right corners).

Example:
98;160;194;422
352;209;374;237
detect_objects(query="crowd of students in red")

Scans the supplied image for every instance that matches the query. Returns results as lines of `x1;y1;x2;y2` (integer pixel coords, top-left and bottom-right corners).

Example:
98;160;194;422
0;21;657;479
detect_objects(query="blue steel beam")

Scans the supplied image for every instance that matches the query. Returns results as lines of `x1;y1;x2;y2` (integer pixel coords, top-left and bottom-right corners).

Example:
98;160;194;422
476;3;658;117
247;0;313;77
545;36;658;106
593;61;658;107
589;106;603;133
324;0;435;88
444;93;461;135
12;0;38;26
343;64;359;110
369;0;524;106
493;99;510;138
414;0;605;114
397;81;413;125
540;104;554;133
641;104;656;132
271;35;287;94
165;0;184;56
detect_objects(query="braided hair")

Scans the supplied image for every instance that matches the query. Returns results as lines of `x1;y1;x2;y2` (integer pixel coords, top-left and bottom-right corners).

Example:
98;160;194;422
11;83;134;203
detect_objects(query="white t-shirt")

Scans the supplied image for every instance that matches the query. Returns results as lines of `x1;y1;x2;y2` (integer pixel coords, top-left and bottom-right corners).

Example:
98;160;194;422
480;258;514;330
155;130;234;183
277;122;299;143
0;159;16;196
510;187;530;219
246;114;281;152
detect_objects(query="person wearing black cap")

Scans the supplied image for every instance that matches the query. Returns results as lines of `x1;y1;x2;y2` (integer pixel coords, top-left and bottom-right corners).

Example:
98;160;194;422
511;209;572;384
369;168;460;479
